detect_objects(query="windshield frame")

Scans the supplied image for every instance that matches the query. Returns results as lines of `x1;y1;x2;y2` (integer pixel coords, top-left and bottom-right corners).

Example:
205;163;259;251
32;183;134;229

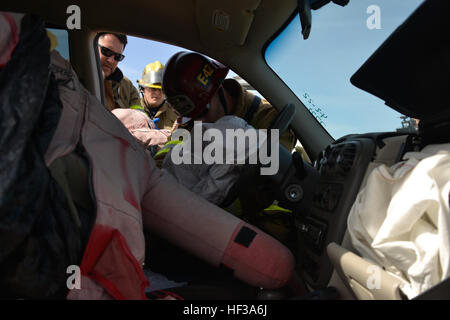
262;7;335;145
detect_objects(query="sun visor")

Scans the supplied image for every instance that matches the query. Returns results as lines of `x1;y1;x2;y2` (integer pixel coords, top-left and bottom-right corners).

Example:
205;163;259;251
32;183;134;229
195;0;261;50
350;0;450;122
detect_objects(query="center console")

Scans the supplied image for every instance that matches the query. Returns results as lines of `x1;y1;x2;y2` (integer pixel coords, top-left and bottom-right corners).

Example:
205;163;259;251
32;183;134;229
279;136;377;288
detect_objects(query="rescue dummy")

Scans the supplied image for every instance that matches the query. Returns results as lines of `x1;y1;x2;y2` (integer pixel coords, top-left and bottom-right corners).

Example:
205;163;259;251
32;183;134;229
112;108;171;149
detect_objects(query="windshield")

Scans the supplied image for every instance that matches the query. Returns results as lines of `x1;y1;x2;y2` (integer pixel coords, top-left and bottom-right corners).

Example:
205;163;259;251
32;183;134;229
265;0;424;139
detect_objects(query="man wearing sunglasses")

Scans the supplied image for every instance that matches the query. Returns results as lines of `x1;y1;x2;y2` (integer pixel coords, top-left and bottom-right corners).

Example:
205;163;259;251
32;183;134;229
97;32;141;111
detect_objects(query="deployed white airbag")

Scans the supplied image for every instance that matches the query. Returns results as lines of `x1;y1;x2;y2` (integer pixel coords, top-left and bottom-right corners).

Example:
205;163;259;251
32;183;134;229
348;143;450;299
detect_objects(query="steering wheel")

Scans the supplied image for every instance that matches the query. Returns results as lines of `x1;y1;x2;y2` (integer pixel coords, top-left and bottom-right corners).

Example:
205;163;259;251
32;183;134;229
260;103;296;163
269;103;296;135
220;104;296;209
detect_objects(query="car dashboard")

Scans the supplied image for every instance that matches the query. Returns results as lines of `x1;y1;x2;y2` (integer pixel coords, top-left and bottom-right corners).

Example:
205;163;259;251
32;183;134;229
276;133;413;290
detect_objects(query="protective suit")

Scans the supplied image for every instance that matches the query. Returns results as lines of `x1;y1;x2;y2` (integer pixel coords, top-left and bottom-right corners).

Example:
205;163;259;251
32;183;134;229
104;69;141;111
161;116;265;205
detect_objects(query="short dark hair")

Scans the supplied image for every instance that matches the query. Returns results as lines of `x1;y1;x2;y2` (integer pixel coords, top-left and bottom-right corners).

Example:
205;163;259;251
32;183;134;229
98;32;128;49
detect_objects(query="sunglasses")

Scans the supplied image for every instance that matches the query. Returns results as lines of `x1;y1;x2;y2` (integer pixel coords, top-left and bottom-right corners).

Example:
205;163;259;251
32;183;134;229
98;45;125;62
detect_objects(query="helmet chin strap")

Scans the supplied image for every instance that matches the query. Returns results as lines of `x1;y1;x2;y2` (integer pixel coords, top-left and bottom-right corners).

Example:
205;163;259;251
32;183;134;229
196;102;211;119
147;99;166;118
157;99;166;109
194;87;227;121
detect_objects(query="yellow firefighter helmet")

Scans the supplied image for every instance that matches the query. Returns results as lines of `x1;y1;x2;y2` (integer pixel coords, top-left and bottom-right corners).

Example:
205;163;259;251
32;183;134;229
137;61;164;89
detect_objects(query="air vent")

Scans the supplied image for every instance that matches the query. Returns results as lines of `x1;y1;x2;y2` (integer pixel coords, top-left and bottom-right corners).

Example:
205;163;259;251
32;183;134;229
338;144;357;173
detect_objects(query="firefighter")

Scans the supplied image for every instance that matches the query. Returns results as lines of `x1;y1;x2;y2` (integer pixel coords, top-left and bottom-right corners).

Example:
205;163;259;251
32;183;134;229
157;52;297;246
162;51;296;151
97;32;141;111
137;61;178;132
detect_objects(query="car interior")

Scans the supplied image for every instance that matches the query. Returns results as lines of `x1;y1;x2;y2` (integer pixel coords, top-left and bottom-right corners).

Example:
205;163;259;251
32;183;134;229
1;0;449;300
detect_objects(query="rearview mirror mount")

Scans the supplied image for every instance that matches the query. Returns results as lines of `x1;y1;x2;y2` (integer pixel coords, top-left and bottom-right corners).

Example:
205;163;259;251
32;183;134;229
298;0;350;40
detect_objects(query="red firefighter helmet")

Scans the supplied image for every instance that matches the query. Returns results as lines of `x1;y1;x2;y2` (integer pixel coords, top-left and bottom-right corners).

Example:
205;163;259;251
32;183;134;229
162;51;229;119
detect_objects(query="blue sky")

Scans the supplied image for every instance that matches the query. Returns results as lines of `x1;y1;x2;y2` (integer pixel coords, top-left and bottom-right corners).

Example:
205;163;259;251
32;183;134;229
265;0;424;139
119;38;238;91
118;39;186;87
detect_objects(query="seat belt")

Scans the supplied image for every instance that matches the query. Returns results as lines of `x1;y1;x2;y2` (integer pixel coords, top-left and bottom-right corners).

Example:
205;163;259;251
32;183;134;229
49;155;82;229
244;95;261;124
48;151;94;229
